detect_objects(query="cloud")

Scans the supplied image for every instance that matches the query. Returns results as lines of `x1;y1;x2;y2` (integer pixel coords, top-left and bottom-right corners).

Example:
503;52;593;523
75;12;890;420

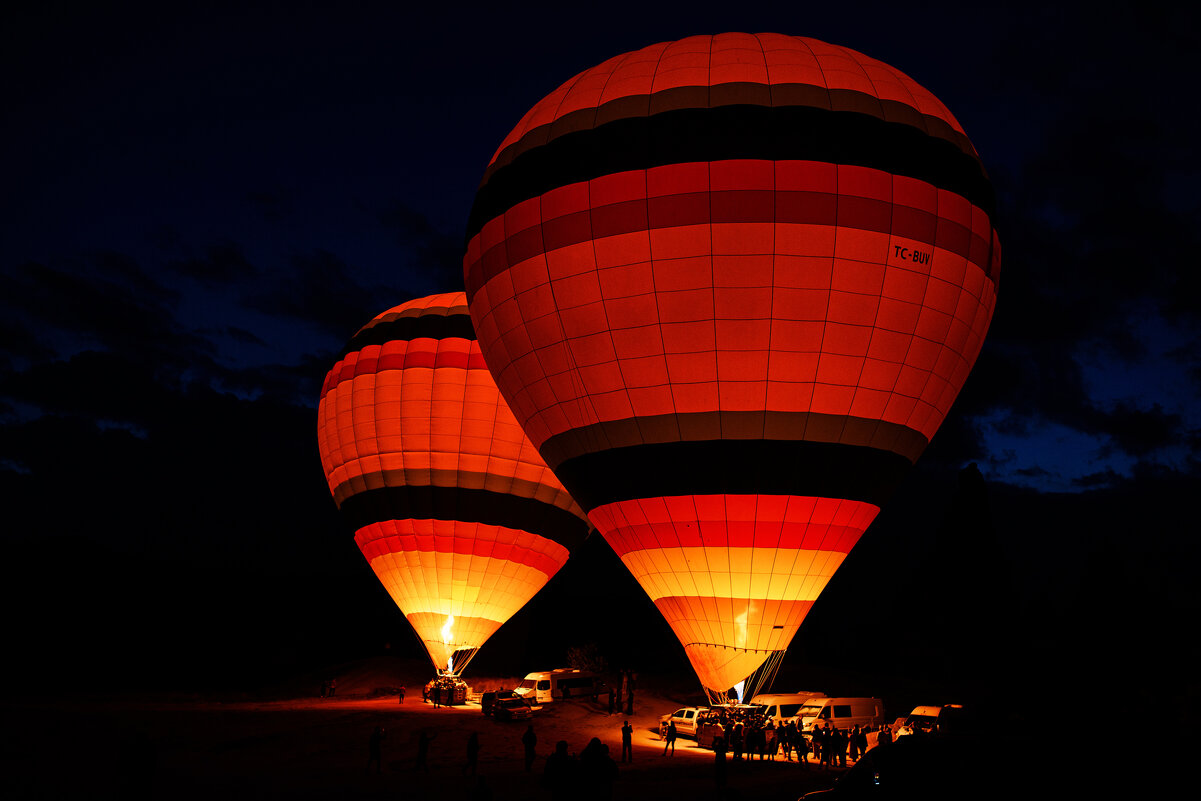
168;242;256;286
240;248;406;341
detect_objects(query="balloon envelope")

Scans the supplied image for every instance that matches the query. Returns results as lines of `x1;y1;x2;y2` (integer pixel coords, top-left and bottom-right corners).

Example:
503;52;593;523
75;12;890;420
465;34;999;692
317;292;590;673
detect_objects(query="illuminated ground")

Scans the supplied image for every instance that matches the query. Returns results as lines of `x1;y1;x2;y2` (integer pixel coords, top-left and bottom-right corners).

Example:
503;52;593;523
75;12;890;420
3;664;847;800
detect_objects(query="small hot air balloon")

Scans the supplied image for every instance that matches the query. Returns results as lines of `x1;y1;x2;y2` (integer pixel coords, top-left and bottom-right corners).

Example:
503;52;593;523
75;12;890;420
465;34;999;697
317;292;590;676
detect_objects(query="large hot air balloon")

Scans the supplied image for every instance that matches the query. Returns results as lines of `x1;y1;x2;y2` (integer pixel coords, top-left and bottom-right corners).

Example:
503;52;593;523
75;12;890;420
464;34;999;697
317;292;590;676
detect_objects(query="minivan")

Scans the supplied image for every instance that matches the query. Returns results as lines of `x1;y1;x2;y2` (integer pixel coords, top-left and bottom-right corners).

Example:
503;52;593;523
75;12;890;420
797;696;886;734
514;668;602;703
749;691;826;726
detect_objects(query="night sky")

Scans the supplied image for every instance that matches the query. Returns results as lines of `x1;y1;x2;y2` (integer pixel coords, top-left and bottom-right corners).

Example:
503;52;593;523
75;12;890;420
2;1;1197;714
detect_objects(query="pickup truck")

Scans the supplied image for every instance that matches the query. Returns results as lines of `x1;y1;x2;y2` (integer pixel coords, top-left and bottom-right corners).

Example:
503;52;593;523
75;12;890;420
658;707;705;738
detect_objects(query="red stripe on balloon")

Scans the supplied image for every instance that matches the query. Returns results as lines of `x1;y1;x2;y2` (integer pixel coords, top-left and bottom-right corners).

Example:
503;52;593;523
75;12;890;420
354;520;567;579
591;495;878;556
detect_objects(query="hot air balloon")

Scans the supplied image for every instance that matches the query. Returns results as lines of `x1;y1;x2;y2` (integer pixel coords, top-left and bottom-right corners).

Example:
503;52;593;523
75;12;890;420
317;292;590;677
464;34;999;698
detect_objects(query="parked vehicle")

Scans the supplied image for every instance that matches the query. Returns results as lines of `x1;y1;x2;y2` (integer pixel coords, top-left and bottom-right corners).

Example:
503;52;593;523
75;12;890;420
514;668;603;703
658;707;705;738
895;704;966;737
796;697;885;735
750;691;826;727
492;696;533;722
480;689;520;716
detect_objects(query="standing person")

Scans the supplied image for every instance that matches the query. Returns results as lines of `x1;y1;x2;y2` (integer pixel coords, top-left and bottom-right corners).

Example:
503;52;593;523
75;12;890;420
415;729;435;772
542;741;575;801
796;729;811;768
765;720;778;761
713;735;728;791
621;720;634;763
780;721;793;762
849;725;861;762
367;726;385;774
465;731;480;775
398;685;405;704
877;723;892;747
856;725;869;759
663;721;677;756
522;725;537;772
328;677;337;697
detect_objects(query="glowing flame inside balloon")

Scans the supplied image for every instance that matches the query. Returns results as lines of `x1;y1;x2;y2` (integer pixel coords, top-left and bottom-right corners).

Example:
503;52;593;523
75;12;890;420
441;614;455;674
734;680;745;704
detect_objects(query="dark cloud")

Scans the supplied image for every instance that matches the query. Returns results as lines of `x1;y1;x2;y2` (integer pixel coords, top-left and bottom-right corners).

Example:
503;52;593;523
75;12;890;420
241;249;404;341
377;201;463;292
168;242;256;286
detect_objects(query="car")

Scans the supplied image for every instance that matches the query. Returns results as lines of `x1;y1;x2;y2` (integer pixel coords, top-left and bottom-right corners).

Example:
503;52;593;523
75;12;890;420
481;689;520;716
492;696;533;722
658;707;705;738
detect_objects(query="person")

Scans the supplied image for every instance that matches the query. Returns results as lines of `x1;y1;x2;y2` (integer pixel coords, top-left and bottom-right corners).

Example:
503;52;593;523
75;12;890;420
621;720;634;763
433;683;441;708
713;735;727;790
465;731;480;775
731;720;743;760
522;725;537;772
855;725;869;760
398;685;405;704
415;729;435;772
328;677;337;697
663;721;677;756
367;726;385;774
877;723;893;747
580;737;618;801
780;721;793;762
796;729;811;768
765;719;778;761
849;725;861;762
542;740;575;801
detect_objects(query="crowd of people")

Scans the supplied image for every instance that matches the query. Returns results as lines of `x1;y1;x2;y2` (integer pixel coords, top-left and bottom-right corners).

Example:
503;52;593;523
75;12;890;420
699;717;895;768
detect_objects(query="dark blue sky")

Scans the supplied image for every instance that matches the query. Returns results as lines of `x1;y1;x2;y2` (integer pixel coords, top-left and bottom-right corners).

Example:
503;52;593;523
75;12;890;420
0;3;1198;720
5;1;1196;496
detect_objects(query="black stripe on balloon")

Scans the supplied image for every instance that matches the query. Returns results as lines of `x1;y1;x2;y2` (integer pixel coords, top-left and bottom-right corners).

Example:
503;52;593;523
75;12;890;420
337;485;590;553
550;439;912;511
467;104;994;242
339;313;476;359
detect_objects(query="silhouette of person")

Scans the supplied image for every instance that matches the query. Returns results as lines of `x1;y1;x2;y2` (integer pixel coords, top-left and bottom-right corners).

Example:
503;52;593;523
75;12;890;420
713;735;727;789
663;721;677;755
542;740;575;801
398;685;405;704
580;737;618;801
367;726;385;774
465;731;480;775
522;724;537;771
415;729;435;772
621;720;633;763
328;677;337;697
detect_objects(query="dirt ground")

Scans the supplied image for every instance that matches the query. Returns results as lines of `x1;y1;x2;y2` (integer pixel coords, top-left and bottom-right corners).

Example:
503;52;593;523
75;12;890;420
3;679;846;800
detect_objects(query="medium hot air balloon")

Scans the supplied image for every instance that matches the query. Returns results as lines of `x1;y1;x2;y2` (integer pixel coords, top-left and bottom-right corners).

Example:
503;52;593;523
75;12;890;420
317;292;590;676
464;34;999;697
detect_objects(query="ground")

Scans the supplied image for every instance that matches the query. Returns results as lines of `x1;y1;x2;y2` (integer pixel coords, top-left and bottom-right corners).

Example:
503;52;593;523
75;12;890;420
2;657;847;800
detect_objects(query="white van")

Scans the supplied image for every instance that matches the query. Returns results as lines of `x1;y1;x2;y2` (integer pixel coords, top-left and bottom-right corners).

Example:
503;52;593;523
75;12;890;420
514;668;602;703
797;696;886;734
895;704;964;737
749;691;826;726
